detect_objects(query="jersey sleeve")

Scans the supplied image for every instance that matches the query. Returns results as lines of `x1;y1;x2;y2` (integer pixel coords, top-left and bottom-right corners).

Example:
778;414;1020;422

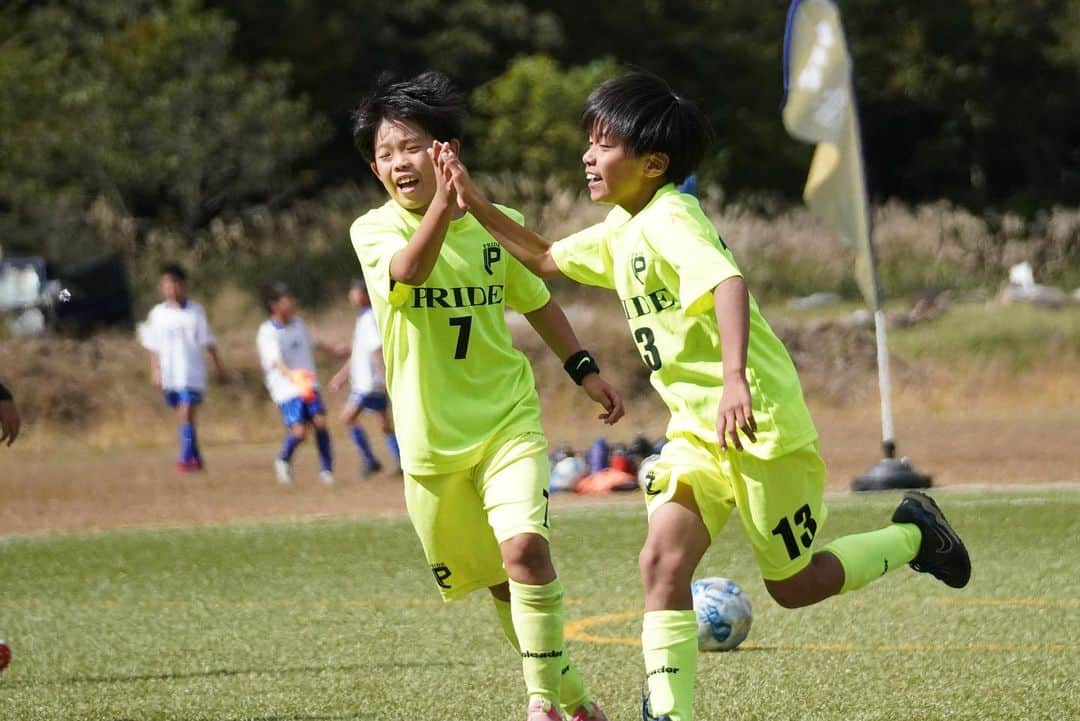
651;207;742;317
350;213;412;308
494;205;551;314
256;323;281;373
550;221;616;289
139;307;161;351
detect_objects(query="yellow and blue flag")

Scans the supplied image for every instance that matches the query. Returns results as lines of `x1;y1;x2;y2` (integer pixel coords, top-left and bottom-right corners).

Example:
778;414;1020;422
782;0;880;309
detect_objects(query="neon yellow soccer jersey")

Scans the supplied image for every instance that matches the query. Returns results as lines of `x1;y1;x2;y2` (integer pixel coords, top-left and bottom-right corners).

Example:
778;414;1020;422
351;200;551;474
551;183;818;459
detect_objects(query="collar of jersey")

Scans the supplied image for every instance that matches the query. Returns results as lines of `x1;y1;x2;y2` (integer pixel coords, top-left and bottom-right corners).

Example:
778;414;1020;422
388;198;473;228
603;182;679;229
271;318;292;329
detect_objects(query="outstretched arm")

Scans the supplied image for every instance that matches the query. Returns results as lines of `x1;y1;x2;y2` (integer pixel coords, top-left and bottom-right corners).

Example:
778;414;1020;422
388;142;458;285
524;300;624;425
436;148;564;279
328;356;351;392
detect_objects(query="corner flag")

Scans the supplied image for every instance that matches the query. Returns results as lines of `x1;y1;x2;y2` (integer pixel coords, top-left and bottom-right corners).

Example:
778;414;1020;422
781;0;879;310
781;0;932;490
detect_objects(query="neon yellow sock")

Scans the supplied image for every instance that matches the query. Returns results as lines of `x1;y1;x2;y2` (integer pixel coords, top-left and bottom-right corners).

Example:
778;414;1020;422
509;578;567;706
642;610;698;721
823;523;921;593
493;597;591;714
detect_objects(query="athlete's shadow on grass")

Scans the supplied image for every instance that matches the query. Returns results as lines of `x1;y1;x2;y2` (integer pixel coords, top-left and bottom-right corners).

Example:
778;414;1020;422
5;659;469;689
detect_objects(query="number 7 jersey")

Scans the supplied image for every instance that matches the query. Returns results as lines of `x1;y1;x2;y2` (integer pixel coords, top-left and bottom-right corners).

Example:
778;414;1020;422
351;200;551;475
550;183;819;460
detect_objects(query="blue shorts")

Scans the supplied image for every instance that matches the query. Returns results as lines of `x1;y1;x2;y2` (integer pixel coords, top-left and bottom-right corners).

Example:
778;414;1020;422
279;393;327;427
347;390;389;412
164;389;203;407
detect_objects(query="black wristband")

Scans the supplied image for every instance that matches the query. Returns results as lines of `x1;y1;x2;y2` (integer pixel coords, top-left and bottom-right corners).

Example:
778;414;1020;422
0;383;11;402
563;350;599;386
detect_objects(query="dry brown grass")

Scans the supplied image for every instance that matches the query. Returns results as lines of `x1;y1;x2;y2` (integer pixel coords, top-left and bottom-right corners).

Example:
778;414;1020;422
7;177;1079;450
3;282;1077;454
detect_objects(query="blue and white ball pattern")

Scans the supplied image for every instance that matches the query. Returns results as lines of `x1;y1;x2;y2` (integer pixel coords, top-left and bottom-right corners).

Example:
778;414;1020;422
691;577;752;651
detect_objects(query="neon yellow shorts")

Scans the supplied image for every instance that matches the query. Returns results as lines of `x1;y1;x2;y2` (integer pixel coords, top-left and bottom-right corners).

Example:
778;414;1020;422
403;432;551;601
644;434;828;581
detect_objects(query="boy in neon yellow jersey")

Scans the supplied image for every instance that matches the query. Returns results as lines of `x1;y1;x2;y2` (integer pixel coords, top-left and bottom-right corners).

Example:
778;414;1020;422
350;72;621;721
438;72;971;721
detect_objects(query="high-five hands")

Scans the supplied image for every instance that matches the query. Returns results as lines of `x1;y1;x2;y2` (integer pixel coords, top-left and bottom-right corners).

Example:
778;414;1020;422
432;141;476;211
427;141;458;209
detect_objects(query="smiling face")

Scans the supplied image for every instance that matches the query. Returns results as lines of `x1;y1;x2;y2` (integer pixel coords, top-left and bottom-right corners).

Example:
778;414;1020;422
369;119;458;214
582;123;669;215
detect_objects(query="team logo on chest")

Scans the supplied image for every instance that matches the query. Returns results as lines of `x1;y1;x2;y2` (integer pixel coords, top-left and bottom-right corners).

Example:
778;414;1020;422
630;254;647;284
483;242;502;275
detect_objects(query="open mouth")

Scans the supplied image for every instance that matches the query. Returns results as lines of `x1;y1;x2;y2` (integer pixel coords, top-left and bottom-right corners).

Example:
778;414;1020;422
586;172;602;189
396;177;420;194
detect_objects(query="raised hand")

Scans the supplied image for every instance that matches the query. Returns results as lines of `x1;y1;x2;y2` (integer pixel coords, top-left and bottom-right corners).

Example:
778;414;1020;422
435;146;477;211
428;141;458;209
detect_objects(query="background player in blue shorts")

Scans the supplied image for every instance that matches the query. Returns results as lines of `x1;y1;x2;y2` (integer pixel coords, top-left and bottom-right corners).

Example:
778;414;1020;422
257;282;347;486
329;278;401;476
140;263;227;472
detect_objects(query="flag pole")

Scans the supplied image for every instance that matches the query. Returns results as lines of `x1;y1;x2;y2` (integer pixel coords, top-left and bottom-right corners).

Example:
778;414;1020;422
847;47;931;492
780;0;930;490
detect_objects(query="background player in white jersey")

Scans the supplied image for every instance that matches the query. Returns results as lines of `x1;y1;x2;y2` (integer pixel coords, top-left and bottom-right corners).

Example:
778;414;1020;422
256;282;346;485
140;263;227;472
329;278;401;477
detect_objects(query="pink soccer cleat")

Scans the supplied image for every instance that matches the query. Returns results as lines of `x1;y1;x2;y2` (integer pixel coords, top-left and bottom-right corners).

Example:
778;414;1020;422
527;699;562;721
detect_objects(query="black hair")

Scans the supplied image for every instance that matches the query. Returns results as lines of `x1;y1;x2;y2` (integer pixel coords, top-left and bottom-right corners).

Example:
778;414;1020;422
582;73;710;185
159;263;187;282
262;281;293;312
352;71;465;161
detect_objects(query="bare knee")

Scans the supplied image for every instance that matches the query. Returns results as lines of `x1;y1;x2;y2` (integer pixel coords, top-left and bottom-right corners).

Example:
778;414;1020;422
312;415;328;431
501;534;555;584
290;424;308;441
176;404;194;424
638;542;696;596
765;553;843;609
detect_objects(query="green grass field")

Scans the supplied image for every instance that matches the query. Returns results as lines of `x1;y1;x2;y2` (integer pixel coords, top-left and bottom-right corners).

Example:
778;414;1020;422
2;487;1077;721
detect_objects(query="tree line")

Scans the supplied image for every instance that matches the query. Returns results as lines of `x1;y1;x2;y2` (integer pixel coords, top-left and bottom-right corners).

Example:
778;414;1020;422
2;0;1078;260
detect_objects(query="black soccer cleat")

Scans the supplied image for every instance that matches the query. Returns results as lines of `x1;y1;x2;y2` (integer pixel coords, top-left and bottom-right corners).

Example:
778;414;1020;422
641;685;672;721
892;491;971;588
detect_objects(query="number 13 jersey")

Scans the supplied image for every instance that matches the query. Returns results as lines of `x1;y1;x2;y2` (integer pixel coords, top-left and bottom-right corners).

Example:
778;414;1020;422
551;183;818;460
351;200;550;475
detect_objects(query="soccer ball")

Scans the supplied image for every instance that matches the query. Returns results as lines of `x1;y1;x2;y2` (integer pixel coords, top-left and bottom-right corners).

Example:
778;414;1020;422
637;454;661;488
691;577;752;651
550;455;587;492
